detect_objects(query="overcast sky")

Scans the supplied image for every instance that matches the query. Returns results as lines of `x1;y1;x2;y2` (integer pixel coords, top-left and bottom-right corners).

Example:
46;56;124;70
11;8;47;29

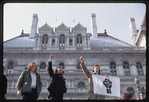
3;3;146;45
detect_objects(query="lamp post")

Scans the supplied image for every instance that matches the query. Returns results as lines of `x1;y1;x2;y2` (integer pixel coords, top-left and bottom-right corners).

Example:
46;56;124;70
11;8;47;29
134;76;140;100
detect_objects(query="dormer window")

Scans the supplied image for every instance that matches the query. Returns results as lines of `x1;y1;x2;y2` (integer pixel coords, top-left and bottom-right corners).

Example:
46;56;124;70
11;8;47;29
77;34;82;47
69;39;72;46
42;34;48;49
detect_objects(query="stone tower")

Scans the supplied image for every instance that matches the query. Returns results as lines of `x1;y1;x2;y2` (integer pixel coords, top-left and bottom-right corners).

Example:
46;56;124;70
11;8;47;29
30;14;38;38
128;18;137;46
91;13;98;38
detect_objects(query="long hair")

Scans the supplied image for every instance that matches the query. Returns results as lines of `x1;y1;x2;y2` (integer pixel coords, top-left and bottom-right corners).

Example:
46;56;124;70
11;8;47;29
121;91;133;100
27;62;37;72
54;66;64;74
92;64;100;74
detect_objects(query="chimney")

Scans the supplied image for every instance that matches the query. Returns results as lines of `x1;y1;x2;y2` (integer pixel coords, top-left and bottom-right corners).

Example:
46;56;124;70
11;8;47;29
128;18;137;45
91;13;98;38
29;14;38;39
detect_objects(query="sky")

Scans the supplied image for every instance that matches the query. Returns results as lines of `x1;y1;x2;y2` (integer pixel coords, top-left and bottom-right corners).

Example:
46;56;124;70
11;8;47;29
3;3;146;45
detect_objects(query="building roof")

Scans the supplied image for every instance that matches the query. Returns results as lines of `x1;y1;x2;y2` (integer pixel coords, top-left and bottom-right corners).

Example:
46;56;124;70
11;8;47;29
90;35;133;47
141;12;146;27
4;33;133;48
4;36;34;47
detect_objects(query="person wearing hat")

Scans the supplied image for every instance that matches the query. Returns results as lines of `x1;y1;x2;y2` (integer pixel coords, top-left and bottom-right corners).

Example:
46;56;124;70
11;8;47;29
80;56;108;100
3;65;7;100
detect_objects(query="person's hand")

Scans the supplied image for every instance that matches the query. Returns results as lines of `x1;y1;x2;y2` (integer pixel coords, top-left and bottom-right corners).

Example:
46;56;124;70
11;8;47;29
80;56;83;63
17;90;21;96
50;55;54;61
4;94;6;99
105;74;108;77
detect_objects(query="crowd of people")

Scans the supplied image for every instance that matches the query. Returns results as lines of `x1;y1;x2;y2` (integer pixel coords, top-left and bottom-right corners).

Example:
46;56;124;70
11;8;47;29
3;55;146;100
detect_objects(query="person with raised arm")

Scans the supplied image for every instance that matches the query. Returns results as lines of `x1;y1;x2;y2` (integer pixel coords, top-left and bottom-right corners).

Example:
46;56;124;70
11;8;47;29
80;56;108;100
47;55;67;100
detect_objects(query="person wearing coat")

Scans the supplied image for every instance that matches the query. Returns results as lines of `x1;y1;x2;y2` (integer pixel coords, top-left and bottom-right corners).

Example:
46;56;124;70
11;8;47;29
47;55;67;100
16;62;42;100
3;65;7;100
80;56;108;100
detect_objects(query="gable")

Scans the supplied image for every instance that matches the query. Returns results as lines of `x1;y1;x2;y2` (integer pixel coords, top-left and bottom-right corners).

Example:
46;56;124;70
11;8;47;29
72;23;87;32
38;23;53;33
55;23;70;31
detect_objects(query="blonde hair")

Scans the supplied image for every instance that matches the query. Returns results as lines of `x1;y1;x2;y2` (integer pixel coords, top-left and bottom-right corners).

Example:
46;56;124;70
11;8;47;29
92;64;100;74
27;62;37;72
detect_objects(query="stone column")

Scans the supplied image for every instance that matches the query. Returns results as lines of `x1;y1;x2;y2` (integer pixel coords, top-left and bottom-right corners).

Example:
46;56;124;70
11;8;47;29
38;36;42;50
47;36;51;50
88;36;91;50
117;65;124;76
66;36;69;50
143;65;146;75
130;66;138;76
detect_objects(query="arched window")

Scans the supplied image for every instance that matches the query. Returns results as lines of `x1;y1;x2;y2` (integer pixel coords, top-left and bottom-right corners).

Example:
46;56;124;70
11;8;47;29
110;62;117;76
76;34;82;47
77;62;81;69
42;34;48;49
136;62;143;75
123;61;130;76
59;62;65;69
59;34;65;47
42;34;48;44
127;87;134;93
69;39;72;45
40;62;46;70
77;82;85;88
52;39;55;46
7;61;14;76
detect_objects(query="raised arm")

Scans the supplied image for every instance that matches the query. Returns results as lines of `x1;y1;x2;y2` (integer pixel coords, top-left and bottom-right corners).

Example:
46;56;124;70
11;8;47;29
48;55;54;77
80;56;91;78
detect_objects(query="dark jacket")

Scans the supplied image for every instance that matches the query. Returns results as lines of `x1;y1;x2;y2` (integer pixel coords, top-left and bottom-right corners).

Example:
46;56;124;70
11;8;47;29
47;62;67;99
16;71;42;97
3;74;7;96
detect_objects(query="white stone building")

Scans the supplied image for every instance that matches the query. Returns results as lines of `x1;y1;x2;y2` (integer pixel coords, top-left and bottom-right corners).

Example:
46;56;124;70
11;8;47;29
3;13;146;100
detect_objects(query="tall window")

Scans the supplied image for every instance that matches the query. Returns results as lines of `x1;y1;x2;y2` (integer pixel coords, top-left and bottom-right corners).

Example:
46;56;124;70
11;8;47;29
59;34;65;47
42;34;48;49
110;62;117;76
123;61;130;76
7;61;14;76
77;62;81;69
76;34;82;47
69;39;72;46
40;62;46;70
59;62;65;69
136;62;143;75
77;82;85;88
52;39;55;46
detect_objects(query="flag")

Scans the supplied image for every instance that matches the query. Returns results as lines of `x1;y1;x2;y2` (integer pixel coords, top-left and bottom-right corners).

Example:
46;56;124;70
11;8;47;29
92;75;120;97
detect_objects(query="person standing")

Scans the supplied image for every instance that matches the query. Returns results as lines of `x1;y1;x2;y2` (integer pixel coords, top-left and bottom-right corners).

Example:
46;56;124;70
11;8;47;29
47;55;67;100
16;62;42;100
3;65;7;100
79;56;108;100
121;91;134;100
140;92;145;100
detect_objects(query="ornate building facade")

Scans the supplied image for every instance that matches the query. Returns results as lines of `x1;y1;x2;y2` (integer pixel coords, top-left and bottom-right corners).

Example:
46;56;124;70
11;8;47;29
3;13;146;100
